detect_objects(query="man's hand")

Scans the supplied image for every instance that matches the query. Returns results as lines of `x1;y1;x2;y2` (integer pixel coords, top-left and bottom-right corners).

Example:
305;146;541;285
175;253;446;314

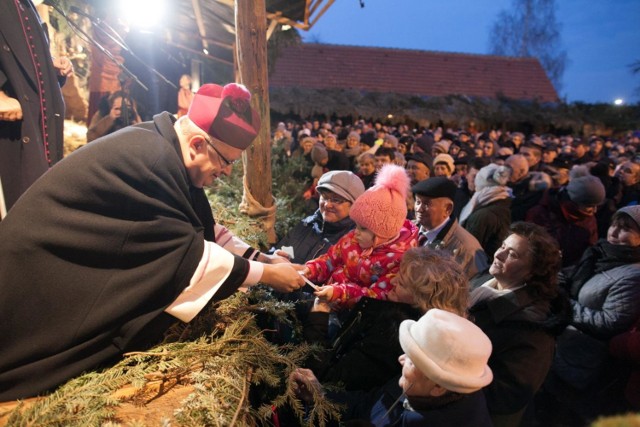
290;368;324;403
260;252;291;264
260;263;305;293
0;91;23;121
52;56;73;78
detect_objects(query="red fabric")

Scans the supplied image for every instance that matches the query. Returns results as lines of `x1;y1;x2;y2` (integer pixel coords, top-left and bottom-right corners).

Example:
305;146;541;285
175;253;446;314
609;318;640;408
187;83;260;150
306;219;418;309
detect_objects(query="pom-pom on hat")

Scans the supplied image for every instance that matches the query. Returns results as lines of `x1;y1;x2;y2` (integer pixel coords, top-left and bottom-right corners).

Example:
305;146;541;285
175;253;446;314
187;83;261;150
475;164;512;191
349;164;410;239
399;308;493;394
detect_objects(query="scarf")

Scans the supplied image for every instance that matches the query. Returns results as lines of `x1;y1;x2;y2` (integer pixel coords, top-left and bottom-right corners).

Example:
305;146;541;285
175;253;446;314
568;239;640;297
459;185;513;223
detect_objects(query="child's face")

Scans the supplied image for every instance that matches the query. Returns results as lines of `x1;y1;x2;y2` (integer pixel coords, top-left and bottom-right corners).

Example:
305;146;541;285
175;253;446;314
354;224;376;249
375;155;392;170
359;159;376;176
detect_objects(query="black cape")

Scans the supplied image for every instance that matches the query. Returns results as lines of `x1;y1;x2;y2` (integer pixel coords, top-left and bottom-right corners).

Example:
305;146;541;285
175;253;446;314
0;113;249;400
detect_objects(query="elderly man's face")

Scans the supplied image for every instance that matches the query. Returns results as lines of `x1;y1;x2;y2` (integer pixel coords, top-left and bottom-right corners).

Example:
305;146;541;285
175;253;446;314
617;162;640;187
406;160;430;185
187;136;241;188
415;195;452;230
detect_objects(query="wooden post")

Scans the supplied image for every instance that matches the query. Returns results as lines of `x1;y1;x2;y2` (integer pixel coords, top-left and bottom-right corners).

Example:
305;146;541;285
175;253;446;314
235;0;277;243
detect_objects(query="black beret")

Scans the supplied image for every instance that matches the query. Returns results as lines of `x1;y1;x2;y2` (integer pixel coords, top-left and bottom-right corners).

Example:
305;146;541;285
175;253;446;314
411;177;457;200
406;152;433;168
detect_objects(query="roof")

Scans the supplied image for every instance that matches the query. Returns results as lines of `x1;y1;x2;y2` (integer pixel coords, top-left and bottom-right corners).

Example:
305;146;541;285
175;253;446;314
158;0;331;66
269;43;559;103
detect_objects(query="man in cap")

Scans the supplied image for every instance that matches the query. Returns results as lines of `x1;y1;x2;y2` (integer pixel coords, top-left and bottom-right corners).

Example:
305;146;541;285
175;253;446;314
412;177;488;278
273;170;365;264
526;169;606;266
0;83;305;401
404;152;433;219
572;139;590;164
290;308;494;426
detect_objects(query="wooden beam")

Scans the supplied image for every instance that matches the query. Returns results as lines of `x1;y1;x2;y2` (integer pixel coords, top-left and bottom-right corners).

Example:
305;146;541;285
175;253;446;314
235;0;277;243
191;0;209;52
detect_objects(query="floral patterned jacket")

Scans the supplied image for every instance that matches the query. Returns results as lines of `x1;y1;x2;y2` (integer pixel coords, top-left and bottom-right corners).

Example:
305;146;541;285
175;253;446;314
305;219;418;309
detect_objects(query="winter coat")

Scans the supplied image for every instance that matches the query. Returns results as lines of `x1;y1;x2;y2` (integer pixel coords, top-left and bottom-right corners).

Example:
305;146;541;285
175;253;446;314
419;218;489;279
469;280;568;427
330;377;493;427
305;219;418;309
275;210;356;264
303;297;421;391
553;256;640;390
462;198;512;262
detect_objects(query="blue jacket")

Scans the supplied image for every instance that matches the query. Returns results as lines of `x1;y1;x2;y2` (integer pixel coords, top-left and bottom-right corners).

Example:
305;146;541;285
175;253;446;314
330;375;493;427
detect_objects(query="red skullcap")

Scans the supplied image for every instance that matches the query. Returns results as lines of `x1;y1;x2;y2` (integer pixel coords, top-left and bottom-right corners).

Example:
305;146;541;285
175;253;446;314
187;83;261;150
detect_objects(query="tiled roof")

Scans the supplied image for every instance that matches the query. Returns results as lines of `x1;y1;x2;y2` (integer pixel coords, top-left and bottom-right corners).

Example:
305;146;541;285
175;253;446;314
269;43;559;103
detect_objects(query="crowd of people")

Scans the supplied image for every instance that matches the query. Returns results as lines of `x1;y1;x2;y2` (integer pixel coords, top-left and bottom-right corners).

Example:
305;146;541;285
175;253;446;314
1;68;639;426
270;117;640;426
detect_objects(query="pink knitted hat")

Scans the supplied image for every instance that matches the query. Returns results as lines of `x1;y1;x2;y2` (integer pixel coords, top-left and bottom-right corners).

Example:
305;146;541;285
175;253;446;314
350;164;410;239
187;83;261;149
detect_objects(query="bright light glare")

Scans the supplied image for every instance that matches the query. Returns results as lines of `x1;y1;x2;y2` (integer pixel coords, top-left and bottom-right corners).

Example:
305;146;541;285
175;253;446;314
119;0;165;28
614;98;624;106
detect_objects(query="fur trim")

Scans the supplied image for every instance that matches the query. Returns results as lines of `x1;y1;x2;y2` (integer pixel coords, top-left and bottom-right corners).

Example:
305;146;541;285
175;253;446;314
373;164;410;200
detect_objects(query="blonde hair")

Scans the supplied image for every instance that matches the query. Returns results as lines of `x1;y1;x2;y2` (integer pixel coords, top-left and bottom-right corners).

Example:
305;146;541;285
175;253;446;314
398;247;468;316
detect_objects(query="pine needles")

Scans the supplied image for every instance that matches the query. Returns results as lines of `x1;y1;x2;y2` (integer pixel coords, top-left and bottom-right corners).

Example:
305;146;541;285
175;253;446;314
3;289;342;426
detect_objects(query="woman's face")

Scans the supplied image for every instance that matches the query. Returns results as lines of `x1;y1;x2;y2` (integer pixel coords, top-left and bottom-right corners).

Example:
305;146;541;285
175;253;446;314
319;191;352;223
346;136;359;148
607;220;640;247
398;354;437;397
387;271;415;305
490;233;533;288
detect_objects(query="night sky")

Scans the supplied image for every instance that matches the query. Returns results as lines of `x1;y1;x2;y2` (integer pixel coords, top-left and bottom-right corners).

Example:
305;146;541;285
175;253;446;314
304;0;640;105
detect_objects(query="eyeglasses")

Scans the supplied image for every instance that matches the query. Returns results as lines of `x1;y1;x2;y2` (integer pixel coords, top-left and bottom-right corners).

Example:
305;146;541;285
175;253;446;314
319;193;349;205
205;137;237;168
